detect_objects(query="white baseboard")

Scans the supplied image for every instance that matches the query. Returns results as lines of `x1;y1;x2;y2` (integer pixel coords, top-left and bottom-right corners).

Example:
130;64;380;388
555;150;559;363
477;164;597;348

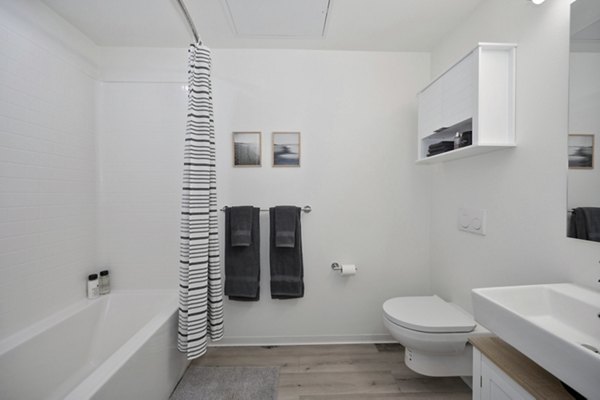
209;334;395;347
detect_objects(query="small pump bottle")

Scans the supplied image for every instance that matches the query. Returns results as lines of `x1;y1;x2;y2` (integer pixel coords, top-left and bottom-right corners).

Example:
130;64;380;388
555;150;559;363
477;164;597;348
453;132;461;149
87;274;99;299
99;270;110;295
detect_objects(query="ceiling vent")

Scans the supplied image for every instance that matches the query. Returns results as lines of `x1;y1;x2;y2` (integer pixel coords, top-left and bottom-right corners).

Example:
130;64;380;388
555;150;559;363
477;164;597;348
224;0;330;38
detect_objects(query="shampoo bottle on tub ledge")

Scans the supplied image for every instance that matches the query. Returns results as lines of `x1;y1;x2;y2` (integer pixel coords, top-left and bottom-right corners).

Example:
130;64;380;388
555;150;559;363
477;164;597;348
99;270;110;295
87;274;99;299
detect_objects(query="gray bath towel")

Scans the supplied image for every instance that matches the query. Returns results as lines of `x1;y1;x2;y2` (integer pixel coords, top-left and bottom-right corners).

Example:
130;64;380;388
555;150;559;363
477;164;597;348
571;207;600;242
225;206;260;301
270;206;304;299
275;206;297;248
230;206;253;247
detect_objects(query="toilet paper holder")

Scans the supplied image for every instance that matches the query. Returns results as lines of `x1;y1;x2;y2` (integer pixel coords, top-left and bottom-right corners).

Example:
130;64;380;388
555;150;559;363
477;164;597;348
331;262;357;271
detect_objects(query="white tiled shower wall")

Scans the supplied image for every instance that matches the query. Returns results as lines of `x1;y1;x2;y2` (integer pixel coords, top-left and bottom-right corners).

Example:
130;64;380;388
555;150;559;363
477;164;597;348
0;7;97;340
96;82;187;290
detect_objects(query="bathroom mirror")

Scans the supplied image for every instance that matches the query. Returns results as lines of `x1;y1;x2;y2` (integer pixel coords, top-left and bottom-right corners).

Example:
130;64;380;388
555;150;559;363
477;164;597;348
567;0;600;242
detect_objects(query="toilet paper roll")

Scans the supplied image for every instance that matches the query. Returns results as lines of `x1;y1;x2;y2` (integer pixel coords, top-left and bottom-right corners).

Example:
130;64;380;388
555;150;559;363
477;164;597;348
339;264;357;276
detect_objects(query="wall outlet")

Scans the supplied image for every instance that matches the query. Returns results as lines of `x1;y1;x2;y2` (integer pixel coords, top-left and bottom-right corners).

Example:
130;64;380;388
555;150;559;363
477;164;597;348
458;208;487;235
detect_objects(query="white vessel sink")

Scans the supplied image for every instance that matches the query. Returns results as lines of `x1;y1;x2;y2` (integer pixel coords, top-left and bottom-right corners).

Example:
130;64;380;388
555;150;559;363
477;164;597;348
472;283;600;398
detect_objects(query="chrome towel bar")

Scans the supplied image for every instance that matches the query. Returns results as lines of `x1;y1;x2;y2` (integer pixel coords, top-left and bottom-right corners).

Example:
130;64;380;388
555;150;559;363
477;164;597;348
220;205;312;214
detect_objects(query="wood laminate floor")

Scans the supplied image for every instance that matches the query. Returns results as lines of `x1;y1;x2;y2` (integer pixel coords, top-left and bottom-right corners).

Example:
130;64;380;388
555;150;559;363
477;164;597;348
192;343;472;400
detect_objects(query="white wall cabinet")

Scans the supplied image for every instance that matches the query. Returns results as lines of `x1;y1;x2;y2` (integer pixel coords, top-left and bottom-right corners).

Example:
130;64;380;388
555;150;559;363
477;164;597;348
417;43;516;164
473;348;535;400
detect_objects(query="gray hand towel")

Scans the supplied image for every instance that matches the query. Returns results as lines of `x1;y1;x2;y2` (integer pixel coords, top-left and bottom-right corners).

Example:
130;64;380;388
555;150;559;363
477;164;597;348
275;206;297;248
225;207;261;301
230;206;253;247
270;207;304;299
568;211;578;239
581;207;600;242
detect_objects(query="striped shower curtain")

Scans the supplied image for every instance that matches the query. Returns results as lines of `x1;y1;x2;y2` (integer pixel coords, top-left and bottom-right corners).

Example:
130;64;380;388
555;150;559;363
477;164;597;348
178;43;224;360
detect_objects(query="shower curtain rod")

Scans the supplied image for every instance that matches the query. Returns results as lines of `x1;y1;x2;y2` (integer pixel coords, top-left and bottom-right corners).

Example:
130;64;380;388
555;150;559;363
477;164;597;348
176;0;200;43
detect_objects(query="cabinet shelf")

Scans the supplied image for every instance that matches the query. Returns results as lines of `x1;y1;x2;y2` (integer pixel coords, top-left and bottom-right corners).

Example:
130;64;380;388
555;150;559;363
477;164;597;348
416;143;516;164
417;43;517;164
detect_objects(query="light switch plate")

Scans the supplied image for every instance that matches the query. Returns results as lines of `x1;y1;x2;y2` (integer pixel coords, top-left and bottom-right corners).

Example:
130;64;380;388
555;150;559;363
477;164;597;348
458;208;487;235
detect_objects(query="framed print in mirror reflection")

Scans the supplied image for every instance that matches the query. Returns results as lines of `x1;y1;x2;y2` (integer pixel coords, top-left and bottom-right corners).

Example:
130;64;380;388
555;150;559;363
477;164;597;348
568;134;594;169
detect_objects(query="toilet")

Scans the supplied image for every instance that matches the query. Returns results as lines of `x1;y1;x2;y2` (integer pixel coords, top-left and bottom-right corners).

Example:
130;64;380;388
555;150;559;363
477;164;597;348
382;295;488;377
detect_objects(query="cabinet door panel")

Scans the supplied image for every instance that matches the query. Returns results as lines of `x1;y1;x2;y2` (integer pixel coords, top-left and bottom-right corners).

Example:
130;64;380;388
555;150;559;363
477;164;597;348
481;357;535;400
418;79;442;138
489;381;515;400
441;52;475;129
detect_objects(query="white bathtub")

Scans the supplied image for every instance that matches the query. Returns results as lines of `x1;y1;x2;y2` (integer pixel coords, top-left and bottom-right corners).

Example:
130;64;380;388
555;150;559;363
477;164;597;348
0;291;189;400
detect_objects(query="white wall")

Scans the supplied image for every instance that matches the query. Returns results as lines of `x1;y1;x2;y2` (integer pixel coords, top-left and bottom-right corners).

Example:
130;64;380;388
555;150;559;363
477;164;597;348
95;48;189;291
0;2;98;340
215;50;431;344
96;81;188;289
568;52;600;209
97;49;432;344
428;0;600;313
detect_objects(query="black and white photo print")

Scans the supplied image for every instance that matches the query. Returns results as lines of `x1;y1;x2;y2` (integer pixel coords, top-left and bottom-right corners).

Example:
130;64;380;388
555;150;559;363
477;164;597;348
233;132;261;167
272;132;301;167
568;134;594;169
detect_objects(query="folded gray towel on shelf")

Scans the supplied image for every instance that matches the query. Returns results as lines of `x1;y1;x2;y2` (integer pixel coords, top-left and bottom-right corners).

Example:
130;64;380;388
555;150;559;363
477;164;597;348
270;206;304;299
230;206;253;247
275;206;297;248
225;206;261;301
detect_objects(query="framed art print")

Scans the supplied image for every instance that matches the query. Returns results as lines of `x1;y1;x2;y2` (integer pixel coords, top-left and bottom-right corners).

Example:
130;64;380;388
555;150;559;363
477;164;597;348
272;132;301;167
233;132;261;167
568;134;594;169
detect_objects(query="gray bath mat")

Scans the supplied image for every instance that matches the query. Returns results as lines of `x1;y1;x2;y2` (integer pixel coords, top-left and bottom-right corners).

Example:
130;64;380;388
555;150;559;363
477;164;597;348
170;366;279;400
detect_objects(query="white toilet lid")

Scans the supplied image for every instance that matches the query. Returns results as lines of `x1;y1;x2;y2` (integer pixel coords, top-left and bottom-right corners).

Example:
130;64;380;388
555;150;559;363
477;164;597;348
383;295;476;333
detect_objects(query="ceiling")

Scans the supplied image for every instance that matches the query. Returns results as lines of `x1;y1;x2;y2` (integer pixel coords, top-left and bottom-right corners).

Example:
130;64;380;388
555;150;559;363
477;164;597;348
41;0;483;51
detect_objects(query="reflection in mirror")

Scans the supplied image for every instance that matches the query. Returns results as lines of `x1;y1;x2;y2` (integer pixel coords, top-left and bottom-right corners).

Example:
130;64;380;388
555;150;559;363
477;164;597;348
567;0;600;242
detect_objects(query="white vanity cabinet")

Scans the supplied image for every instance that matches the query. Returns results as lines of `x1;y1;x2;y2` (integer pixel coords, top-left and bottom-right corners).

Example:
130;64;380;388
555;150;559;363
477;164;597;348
417;43;516;163
470;337;574;400
473;348;534;400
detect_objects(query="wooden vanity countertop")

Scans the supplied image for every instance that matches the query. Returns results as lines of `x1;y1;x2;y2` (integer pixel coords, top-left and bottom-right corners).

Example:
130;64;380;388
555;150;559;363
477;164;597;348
469;336;575;400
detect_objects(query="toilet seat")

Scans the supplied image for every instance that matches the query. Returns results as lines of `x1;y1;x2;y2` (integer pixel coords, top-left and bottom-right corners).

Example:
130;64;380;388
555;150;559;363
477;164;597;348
383;295;476;333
